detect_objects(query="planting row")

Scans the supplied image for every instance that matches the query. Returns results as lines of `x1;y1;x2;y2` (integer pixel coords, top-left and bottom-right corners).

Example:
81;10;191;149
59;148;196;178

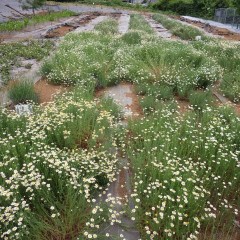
1;13;240;240
0;84;123;239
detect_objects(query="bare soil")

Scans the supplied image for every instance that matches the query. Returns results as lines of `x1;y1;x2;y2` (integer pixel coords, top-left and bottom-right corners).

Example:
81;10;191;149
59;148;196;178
175;96;189;114
0;12;104;42
44;13;102;38
45;25;76;38
126;84;143;118
34;78;68;104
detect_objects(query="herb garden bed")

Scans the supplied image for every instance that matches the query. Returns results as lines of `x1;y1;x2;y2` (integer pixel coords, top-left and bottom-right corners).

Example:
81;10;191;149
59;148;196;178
1;10;240;240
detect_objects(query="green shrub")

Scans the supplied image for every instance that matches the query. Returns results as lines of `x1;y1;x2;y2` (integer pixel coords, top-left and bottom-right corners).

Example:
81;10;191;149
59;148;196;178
220;71;240;103
189;90;213;111
152;0;233;18
121;31;142;45
154;85;174;100
177;84;193;100
8;80;39;104
140;95;157;114
98;97;123;121
152;0;194;15
129;14;154;34
135;83;149;95
95;19;118;35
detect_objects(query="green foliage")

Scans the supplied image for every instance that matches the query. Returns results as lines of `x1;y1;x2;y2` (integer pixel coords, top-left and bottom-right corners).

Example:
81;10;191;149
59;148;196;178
19;0;46;14
129;14;154;34
121;31;142;45
1;11;240;240
94;19;118;35
98;97;123;121
152;0;194;15
127;106;240;239
0;86;119;238
153;0;236;18
221;71;240;103
8;80;39;104
188;90;214;111
233;0;240;13
140;95;157;114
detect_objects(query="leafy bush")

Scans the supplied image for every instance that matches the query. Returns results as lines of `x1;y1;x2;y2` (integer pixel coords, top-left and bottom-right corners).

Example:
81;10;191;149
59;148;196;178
221;71;240;103
152;0;194;15
140;95;158;114
189;90;213;111
129;14;154;34
8;80;39;104
152;0;234;18
94;19;118;35
121;31;142;45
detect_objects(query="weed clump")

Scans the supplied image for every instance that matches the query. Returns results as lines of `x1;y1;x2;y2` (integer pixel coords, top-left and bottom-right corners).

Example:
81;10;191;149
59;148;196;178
189;90;213;111
8;80;39;104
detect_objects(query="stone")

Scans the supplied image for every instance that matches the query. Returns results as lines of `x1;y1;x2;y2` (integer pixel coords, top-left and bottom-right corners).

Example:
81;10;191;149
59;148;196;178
15;104;33;115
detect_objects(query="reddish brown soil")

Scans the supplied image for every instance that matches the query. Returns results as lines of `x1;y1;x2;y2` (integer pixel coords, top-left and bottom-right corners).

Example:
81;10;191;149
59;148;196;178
233;103;240;115
73;12;101;25
34;78;68;104
175;96;189;114
0;33;13;43
109;12;121;19
44;12;120;38
45;25;76;38
126;84;143;119
0;12;103;42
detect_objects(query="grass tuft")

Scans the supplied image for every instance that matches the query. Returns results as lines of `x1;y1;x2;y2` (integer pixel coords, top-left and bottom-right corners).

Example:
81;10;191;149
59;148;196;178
8;80;39;104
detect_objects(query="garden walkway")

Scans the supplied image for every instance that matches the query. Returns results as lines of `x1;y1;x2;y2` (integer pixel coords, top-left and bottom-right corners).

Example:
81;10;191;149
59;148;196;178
96;83;141;239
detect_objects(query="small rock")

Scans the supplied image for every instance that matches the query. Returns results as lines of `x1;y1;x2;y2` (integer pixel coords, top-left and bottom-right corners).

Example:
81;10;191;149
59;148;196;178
195;35;202;41
15;104;33;115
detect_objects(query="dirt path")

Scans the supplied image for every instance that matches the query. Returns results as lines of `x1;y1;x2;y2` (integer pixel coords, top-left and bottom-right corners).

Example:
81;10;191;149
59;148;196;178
34;78;68;104
144;16;173;38
96;83;141;239
98;83;142;119
118;14;130;34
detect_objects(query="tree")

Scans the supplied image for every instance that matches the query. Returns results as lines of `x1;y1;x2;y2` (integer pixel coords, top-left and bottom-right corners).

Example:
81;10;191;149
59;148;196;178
232;0;240;13
19;0;46;15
